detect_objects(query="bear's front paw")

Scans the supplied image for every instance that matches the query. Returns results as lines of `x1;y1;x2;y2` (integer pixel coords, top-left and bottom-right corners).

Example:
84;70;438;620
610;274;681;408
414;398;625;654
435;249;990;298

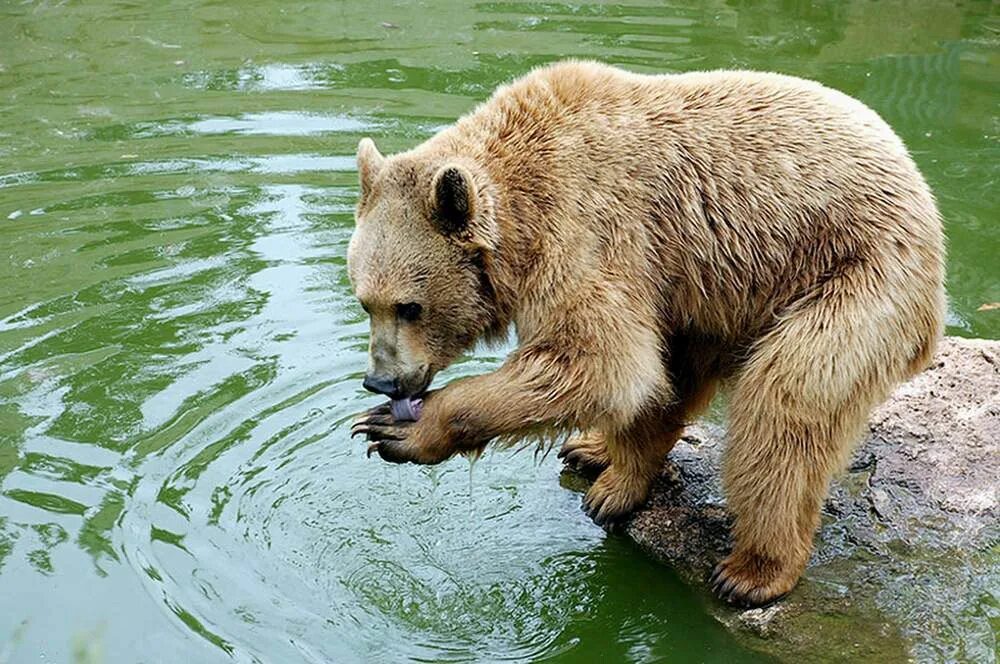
351;403;412;443
351;404;450;465
363;439;433;464
709;550;803;608
582;466;651;529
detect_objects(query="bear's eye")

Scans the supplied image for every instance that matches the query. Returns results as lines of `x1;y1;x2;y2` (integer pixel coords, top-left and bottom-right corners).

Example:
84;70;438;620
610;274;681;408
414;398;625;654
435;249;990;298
396;302;422;322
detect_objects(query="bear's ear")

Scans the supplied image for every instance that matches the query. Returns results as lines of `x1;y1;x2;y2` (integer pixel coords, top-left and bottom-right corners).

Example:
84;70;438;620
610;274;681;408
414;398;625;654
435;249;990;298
356;138;384;207
430;165;477;235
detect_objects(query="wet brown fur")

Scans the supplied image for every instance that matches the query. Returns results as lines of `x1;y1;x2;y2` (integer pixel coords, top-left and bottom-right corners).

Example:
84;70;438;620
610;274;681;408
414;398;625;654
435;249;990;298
347;61;946;607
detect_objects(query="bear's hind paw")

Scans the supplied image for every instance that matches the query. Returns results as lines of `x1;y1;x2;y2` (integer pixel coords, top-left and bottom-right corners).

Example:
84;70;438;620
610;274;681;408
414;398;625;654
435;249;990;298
709;551;802;608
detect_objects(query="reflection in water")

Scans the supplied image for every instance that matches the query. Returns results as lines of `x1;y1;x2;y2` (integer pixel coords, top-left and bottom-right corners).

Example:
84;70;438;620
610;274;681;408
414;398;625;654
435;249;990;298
864;45;962;127
0;0;996;662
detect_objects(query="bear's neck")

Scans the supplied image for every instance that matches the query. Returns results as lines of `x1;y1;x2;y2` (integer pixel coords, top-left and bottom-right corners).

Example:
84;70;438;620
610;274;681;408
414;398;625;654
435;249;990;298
426;131;565;339
482;169;551;336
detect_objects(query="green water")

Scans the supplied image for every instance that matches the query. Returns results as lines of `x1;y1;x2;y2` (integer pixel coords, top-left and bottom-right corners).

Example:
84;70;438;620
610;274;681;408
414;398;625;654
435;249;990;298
0;1;996;662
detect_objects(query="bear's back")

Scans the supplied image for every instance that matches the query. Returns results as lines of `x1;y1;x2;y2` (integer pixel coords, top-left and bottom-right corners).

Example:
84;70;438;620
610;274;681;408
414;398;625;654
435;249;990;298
442;61;944;343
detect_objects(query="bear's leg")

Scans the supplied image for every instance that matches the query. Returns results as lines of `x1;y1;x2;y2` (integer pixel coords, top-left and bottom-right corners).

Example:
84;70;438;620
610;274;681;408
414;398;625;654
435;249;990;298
563;338;720;479
712;292;904;607
583;375;718;527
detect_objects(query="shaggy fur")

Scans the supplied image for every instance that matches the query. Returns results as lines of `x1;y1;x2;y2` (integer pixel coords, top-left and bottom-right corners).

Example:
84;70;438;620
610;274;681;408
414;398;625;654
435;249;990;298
348;60;946;607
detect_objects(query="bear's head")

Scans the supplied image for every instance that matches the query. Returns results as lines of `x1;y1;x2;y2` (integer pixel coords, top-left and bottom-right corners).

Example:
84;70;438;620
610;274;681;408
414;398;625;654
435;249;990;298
347;138;502;399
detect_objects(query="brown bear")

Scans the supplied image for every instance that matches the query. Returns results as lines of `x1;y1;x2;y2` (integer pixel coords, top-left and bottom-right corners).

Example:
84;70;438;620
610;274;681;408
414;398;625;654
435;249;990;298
347;60;945;607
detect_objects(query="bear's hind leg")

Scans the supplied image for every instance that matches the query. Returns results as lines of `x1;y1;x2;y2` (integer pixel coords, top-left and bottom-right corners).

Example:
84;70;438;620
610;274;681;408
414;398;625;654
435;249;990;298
711;407;855;607
713;289;911;607
583;376;718;527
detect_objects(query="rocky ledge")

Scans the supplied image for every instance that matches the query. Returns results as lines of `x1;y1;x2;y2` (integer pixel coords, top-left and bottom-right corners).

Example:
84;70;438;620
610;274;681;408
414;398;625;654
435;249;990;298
615;336;998;662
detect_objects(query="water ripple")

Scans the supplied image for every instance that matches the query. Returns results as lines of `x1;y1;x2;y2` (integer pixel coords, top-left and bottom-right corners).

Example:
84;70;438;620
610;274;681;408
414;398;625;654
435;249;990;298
1;1;996;661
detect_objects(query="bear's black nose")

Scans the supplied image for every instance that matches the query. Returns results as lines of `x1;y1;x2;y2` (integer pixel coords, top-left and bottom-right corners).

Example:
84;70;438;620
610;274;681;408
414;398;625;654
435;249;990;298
363;373;400;398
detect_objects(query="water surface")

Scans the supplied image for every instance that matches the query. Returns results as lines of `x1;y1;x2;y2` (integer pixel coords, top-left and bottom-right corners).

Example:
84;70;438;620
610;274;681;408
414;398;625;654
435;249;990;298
1;1;997;662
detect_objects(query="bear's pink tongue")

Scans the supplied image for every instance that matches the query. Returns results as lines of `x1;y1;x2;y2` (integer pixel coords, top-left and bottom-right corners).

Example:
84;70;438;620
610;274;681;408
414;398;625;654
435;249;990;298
390;397;423;422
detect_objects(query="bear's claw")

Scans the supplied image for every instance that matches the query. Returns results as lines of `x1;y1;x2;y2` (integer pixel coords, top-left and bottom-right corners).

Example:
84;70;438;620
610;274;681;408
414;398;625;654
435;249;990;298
709;553;797;609
558;432;611;476
351;420;410;441
582;500;627;531
351;401;413;443
365;440;411;463
365;440;407;463
365;439;444;465
581;467;646;530
709;565;745;606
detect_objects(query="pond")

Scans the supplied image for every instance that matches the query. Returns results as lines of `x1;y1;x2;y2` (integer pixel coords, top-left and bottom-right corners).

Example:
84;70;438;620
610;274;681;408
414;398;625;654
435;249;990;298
0;1;996;662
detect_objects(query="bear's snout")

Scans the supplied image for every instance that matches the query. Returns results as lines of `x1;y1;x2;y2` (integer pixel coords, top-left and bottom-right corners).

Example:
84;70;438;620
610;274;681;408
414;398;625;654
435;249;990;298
363;373;400;398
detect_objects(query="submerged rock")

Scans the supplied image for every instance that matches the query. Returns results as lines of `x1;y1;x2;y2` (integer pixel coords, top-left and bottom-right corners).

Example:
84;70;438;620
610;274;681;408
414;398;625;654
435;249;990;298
615;336;999;662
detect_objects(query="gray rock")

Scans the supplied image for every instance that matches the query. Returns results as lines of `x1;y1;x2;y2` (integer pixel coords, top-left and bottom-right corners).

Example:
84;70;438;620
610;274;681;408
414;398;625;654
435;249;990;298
618;336;999;663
